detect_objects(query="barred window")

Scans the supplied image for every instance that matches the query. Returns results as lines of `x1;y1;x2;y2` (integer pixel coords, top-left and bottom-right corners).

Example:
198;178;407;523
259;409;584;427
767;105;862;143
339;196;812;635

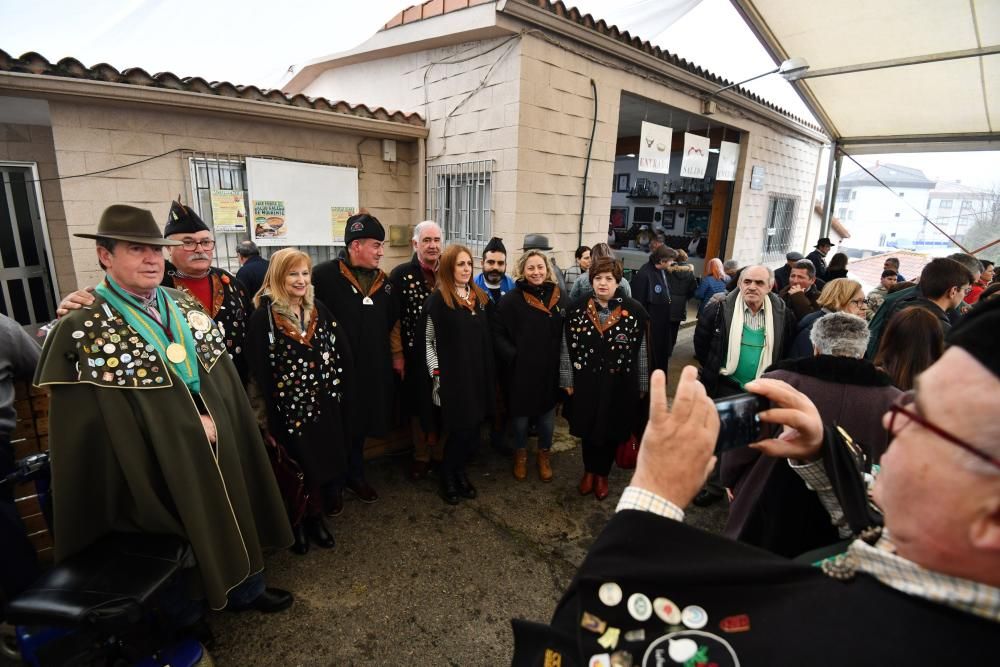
760;195;798;264
426;160;494;258
187;154;341;275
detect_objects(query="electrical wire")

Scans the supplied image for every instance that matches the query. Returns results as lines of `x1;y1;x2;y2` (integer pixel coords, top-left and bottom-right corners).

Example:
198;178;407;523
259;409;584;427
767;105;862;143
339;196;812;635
19;147;195;183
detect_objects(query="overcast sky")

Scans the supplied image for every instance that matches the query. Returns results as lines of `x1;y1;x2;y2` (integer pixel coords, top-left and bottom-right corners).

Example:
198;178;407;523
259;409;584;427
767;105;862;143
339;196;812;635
2;0;997;188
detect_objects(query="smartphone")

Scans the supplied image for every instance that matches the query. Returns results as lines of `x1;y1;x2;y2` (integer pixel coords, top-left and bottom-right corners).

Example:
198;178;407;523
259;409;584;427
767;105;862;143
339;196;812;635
713;393;771;453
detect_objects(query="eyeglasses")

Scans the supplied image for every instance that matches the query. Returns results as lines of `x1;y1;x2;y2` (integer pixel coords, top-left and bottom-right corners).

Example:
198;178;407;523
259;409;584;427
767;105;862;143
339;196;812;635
848;298;867;308
179;239;216;251
887;391;1000;471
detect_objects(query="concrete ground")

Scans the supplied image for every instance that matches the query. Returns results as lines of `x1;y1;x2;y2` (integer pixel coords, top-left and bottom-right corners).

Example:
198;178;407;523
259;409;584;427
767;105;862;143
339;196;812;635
207;325;726;666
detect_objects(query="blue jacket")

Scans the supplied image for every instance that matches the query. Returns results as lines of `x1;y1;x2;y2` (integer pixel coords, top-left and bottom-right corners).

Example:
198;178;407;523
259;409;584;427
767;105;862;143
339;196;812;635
475;273;515;305
694;275;728;315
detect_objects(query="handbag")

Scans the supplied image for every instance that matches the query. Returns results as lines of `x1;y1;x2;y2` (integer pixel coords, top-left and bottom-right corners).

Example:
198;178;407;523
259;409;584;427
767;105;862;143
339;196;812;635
262;431;309;526
615;434;640;469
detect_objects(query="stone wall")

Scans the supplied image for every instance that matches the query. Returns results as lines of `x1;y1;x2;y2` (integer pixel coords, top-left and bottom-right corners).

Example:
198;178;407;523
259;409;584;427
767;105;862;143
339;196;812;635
45;100;419;290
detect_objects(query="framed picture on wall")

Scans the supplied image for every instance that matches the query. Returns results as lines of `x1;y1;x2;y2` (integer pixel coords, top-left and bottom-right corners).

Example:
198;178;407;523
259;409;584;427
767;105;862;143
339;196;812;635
610;207;629;229
686;208;710;235
660;209;676;231
615;173;630;193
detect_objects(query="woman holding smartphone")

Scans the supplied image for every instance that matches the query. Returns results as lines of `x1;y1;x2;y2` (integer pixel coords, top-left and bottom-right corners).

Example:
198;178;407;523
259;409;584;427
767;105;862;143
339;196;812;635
425;244;496;505
560;256;650;500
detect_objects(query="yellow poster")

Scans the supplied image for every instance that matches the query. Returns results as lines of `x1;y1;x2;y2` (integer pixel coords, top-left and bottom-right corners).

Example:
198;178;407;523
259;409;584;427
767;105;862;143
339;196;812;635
253;200;287;240
210;190;247;233
330;206;355;243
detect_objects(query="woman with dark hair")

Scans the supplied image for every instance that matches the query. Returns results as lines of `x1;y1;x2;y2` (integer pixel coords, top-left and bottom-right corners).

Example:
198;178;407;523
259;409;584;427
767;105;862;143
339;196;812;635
665;248;698;358
874;306;945;391
495;250;566;482
560;256;649;501
425;244;495;504
247;248;351;555
824;252;849;280
568;243;631;300
562;245;591;289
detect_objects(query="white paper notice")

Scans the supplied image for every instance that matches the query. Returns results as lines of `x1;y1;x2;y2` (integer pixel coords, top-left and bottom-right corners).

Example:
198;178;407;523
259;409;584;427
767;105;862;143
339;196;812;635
680;133;710;179
716;141;740;181
638;121;672;174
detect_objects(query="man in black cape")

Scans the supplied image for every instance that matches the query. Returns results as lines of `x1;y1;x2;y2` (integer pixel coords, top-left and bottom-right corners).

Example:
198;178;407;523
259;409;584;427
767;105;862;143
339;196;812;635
312;213;398;512
512;299;1000;665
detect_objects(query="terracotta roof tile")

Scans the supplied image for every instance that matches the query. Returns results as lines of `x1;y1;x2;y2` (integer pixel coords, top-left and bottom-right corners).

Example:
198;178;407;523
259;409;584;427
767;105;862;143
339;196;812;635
0;49;424;127
380;0;820;131
849;250;931;290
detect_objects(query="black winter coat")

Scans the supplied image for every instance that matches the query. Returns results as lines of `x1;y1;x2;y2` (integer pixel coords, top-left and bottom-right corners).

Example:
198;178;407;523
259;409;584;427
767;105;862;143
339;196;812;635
425;290;495;431
247;300;350;487
312;259;398;438
389;255;437;430
564;295;649;443
494;281;566;417
666;264;697;322
629;261;671;372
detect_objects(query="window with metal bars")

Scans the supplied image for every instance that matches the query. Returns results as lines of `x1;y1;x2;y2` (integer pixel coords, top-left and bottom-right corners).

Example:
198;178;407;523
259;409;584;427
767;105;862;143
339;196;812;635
426;160;493;258
187;155;342;275
760;194;798;264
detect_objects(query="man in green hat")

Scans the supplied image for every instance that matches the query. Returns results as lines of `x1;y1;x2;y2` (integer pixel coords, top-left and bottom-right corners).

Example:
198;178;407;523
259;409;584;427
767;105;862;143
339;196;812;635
35;204;294;616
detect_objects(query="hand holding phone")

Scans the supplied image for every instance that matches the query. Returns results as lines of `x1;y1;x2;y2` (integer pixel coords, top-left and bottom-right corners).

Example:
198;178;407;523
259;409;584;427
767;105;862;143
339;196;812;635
713;393;771;453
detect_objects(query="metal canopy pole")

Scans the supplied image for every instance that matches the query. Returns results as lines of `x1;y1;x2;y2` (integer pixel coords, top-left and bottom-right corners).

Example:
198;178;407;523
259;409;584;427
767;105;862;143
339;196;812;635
821;141;838;236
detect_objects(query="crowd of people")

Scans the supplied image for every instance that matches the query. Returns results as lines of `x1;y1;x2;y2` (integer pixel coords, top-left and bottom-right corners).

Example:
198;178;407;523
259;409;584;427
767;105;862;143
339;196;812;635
2;201;996;662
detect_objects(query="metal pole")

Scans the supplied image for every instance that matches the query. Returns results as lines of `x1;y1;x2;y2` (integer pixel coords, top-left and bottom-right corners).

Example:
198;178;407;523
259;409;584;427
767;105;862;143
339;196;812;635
821;141;838;237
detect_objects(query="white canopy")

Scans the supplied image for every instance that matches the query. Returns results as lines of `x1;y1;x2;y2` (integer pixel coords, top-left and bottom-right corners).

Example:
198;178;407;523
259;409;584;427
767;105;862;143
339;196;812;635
732;0;1000;153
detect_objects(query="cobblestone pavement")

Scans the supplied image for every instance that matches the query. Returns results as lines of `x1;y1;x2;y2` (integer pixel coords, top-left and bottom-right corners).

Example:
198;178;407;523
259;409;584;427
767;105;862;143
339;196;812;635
206;325;728;665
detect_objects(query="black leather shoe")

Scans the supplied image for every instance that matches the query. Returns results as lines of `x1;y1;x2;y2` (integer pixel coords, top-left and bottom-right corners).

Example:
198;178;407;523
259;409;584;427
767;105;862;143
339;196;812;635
290;523;309;555
347;480;379;503
305;517;335;549
693;489;724;507
229;587;294;614
440;476;460;505
250;588;293;613
454;471;477;499
324;489;344;517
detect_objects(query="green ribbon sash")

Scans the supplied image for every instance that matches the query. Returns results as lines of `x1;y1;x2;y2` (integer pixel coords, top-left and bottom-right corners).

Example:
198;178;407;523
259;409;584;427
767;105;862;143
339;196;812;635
95;276;201;393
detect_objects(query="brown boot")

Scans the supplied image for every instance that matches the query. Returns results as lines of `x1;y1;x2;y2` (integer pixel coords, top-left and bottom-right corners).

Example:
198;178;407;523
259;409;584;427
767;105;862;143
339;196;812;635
578;472;594;495
513;449;528;480
537;449;553;482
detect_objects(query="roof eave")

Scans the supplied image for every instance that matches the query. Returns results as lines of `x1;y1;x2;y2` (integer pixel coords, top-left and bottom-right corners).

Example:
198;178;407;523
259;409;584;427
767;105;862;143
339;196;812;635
283;2;507;95
0;71;428;140
501;0;827;143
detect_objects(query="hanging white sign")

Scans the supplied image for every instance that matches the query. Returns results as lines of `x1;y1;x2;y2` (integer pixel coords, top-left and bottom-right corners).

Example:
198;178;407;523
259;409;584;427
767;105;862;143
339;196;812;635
716;141;740;181
679;133;710;179
638;121;672;174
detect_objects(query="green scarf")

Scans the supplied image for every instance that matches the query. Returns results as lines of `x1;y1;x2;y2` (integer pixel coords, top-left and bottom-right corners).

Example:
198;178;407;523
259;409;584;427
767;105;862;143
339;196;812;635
95;276;201;393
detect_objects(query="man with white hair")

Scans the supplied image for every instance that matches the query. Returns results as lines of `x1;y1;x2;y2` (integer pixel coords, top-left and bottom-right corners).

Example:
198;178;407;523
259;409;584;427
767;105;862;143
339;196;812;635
513;299;999;664
692;264;795;505
389;221;445;480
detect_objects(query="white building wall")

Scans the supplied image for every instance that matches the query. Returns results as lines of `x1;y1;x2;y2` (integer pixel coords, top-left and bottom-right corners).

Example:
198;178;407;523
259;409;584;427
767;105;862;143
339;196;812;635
837;185;933;251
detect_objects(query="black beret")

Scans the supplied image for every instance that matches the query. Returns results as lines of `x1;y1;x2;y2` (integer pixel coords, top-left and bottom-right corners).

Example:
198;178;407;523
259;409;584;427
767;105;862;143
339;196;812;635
947;296;1000;380
164;201;210;237
344;213;385;245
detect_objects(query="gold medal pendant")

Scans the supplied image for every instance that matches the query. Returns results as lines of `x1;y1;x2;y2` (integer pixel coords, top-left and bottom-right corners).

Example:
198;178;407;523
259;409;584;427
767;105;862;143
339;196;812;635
166;342;187;364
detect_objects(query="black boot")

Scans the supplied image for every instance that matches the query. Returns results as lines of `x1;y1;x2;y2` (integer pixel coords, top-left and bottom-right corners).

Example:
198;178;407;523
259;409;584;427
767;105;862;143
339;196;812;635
290;523;309;555
440;474;460;505
454;470;477;499
305;516;335;549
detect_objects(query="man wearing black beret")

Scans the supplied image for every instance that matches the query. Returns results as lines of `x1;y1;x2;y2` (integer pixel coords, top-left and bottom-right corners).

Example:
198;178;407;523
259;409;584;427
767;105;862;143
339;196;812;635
312;213;399;514
514;300;999;665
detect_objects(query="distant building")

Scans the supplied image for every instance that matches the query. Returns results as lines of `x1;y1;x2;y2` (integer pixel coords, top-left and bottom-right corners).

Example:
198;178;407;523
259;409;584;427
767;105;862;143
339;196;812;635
923;180;995;246
833;162;935;252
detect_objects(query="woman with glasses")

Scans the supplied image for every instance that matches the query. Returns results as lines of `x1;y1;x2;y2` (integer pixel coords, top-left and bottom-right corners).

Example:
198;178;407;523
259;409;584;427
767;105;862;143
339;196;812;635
246;248;352;555
787;278;867;359
725;311;901;557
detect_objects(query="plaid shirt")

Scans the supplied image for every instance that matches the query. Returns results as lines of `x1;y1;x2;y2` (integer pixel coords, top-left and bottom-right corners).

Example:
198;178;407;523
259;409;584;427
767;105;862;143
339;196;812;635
792;460;1000;623
618;477;1000;623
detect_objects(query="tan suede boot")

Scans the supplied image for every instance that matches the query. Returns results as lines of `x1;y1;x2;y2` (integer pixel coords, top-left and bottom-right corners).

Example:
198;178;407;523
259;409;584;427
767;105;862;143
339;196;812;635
513;449;528;480
537;449;553;482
